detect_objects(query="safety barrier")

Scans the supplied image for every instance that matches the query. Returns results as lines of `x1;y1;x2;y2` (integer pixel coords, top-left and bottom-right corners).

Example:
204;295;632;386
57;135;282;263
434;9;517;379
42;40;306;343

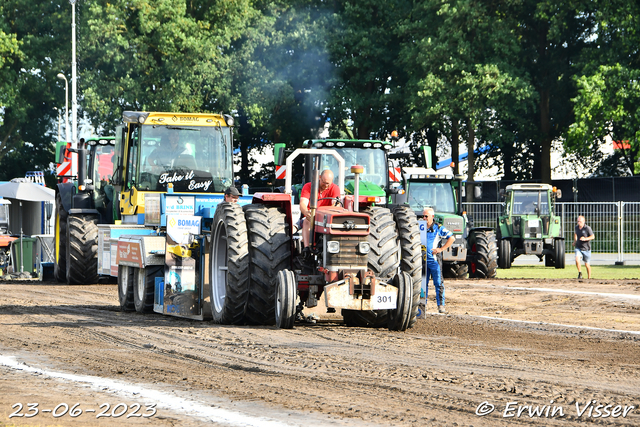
462;202;640;264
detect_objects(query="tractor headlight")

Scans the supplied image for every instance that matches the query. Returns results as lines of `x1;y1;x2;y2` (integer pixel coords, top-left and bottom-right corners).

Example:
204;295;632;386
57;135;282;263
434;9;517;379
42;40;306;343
327;241;340;254
358;241;370;254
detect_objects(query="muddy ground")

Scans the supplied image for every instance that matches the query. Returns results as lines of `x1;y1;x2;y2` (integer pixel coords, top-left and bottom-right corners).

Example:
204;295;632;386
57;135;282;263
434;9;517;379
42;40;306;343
0;277;639;426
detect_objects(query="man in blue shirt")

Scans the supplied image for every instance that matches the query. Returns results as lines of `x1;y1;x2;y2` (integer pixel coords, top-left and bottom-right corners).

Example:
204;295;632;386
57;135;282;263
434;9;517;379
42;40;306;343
423;207;455;313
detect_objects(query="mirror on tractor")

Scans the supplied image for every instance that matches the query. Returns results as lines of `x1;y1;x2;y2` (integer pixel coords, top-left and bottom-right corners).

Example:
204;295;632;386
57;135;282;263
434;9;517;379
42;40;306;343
388;181;403;194
420;145;432;169
274;142;286;166
554;187;563;199
474;185;482;199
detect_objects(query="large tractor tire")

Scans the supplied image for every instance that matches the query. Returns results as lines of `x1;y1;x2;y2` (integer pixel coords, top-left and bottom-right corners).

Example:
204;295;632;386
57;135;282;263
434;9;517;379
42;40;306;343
388;272;413;331
210;202;250;325
469;230;498;278
133;265;163;313
342;206;399;328
275;269;296;329
443;262;469;279
66;214;99;285
392;205;422;328
54;192;68;282
118;265;135;312
554;239;565;269
244;205;291;325
498;238;512;269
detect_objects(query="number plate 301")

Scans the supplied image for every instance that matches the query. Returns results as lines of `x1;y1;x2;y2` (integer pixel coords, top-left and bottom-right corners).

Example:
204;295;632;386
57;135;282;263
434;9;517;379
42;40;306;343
372;292;396;310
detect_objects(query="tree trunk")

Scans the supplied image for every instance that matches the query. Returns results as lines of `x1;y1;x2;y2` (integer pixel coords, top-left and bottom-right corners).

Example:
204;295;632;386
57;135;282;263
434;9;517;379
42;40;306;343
465;118;475;203
540;88;552;183
451;120;460;175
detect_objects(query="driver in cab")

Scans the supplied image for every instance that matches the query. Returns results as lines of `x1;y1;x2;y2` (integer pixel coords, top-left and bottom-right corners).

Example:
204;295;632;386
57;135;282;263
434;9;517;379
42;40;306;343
300;169;339;247
147;132;195;170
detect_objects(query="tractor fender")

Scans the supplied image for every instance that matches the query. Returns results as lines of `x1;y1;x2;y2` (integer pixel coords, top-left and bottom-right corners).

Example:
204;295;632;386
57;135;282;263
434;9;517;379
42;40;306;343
468;226;494;235
68;208;100;216
56;182;75;213
251;192;294;231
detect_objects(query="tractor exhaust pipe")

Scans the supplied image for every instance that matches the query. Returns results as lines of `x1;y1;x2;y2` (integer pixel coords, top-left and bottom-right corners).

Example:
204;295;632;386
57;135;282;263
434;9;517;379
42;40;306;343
308;155;321;246
351;164;364;212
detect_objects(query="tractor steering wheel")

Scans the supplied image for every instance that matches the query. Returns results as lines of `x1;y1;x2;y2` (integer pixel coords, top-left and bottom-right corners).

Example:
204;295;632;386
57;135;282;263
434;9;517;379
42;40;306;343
318;197;343;207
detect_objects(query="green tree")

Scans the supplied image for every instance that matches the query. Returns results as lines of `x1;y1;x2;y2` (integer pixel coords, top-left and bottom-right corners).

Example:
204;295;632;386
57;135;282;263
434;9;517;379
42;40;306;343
230;1;333;186
0;1;67;184
325;0;412;140
400;0;535;184
566;0;640;176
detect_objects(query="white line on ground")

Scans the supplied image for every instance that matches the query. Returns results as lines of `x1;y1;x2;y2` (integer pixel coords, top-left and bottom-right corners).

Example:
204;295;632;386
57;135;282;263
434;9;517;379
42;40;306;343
457;283;640;300
0;355;292;427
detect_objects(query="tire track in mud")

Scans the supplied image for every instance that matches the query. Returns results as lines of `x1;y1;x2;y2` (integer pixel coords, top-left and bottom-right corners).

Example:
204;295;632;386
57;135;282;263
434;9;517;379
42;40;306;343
1;283;640;425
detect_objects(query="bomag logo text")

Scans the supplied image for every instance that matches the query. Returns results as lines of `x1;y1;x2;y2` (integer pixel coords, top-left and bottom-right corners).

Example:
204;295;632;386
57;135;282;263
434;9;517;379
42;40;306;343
179;116;199;122
178;219;200;227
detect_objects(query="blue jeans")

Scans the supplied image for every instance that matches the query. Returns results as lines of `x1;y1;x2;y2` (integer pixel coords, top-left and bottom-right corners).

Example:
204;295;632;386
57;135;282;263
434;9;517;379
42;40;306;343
425;258;445;306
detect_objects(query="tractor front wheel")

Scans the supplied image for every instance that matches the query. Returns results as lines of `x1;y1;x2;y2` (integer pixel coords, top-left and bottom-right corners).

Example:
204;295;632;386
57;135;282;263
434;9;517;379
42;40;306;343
66;214;99;285
133;265;162;313
498;238;512;269
54;192;68;282
275;269;296;329
554;239;566;269
469;230;498;278
388;271;412;331
118;265;135;312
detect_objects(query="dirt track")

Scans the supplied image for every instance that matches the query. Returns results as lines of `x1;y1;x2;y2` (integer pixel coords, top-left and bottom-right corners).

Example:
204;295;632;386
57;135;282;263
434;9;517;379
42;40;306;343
1;278;639;426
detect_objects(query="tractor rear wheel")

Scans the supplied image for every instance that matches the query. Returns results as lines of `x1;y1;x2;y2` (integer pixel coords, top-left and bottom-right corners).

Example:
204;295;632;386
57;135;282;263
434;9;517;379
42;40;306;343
498;238;512;269
388;271;412;331
118;265;135;312
342;207;398;328
134;265;162;313
210;202;250;325
275;269;296;329
244;205;291;325
554;239;565;269
469;230;498;278
66;214;99;285
392;205;421;328
443;262;469;279
54;192;68;282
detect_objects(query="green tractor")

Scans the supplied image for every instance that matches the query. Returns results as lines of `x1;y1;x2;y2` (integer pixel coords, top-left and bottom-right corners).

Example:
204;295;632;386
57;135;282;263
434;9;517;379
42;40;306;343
496;183;565;269
400;166;498;279
54;137;116;284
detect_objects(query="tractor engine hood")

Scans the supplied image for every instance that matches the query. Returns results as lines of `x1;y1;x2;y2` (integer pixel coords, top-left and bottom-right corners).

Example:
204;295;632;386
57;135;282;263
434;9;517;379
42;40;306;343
344;180;385;197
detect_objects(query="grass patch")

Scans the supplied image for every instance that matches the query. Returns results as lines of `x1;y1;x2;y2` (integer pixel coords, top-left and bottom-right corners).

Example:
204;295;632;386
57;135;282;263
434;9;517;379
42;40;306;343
497;265;640;280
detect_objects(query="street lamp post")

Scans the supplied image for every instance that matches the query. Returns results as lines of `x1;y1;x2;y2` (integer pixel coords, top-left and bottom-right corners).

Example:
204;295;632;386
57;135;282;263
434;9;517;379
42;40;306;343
54;107;61;141
56;74;70;143
70;0;77;151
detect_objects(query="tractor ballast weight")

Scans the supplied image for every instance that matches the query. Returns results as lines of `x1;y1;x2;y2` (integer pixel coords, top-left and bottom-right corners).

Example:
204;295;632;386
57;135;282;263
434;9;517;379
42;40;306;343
497;183;565;269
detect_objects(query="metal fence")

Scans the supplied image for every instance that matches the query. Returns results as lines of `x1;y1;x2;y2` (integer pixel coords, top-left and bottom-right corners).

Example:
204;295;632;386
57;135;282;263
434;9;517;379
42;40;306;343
462;202;640;264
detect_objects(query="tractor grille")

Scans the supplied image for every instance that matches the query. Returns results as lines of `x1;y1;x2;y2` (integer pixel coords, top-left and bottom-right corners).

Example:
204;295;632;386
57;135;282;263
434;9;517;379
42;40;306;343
324;235;368;269
443;217;463;233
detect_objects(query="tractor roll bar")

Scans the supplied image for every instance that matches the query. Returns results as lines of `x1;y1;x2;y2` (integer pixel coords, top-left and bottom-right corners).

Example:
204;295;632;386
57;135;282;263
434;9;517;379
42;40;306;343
284;149;345;197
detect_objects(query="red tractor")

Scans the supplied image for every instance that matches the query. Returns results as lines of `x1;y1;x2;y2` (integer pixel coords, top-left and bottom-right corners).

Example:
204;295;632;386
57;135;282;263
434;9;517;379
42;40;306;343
210;148;421;330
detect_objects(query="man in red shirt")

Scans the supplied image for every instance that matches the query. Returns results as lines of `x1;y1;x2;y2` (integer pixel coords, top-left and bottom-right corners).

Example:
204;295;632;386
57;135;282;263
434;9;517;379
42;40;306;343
300;169;340;247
